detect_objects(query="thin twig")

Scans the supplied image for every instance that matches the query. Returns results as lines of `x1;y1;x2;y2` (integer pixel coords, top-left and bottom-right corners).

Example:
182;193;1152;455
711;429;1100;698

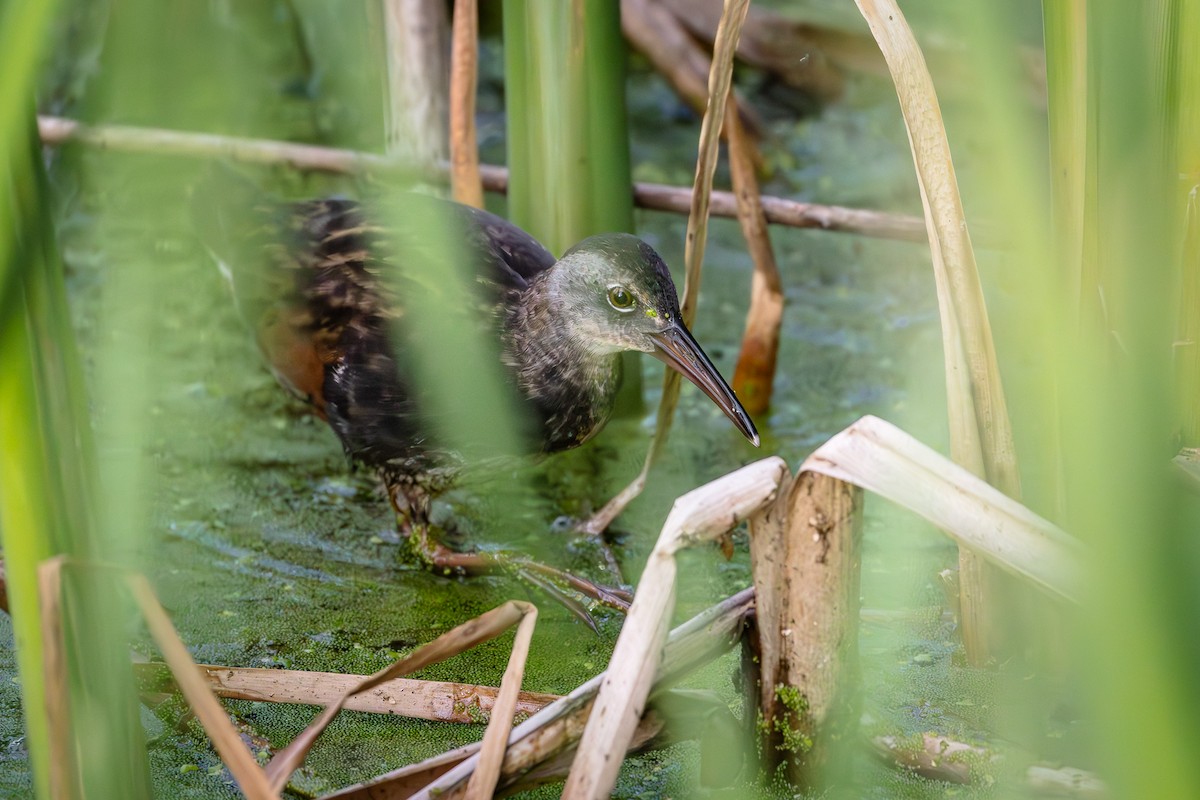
35;115;929;242
465;605;537;800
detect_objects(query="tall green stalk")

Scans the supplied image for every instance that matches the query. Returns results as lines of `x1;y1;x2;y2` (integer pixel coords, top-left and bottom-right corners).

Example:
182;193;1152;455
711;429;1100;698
502;0;642;412
1039;1;1200;796
1;117;154;799
1165;0;1200;445
1;1;151;796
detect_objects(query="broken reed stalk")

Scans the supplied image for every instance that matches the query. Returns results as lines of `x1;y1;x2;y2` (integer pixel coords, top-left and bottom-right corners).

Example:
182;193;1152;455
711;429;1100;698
748;469;862;789
448;0;483;207
406;586;756;800
263;600;538;795
854;0;1021;664
579;0;752;537
465;605;537;800
565;457;788;798
132;662;559;723
805;416;1082;602
35;115;929;241
727;88;785;416
740;415;1083;791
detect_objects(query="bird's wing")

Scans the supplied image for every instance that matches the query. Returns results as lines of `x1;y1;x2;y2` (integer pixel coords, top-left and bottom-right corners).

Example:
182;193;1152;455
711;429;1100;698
194;178;547;466
449;202;557;285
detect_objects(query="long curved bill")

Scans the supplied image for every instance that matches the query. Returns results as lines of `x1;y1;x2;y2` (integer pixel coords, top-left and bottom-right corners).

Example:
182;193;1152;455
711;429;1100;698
649;322;760;446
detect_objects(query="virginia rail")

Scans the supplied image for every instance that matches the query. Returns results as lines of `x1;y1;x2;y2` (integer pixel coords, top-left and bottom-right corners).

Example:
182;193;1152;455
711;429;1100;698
197;185;758;619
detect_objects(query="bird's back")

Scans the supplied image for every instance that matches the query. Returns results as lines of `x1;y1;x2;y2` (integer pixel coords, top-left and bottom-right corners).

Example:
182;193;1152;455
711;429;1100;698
194;180;558;475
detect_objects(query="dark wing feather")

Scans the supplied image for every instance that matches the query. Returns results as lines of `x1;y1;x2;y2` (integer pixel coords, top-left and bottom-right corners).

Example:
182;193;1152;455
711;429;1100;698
448;202;557;284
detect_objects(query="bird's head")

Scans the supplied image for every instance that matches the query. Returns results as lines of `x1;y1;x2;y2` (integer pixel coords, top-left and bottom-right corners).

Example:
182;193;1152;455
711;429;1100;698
549;233;759;446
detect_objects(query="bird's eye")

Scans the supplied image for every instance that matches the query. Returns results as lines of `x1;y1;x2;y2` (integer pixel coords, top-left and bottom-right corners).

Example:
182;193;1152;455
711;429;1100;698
607;285;635;311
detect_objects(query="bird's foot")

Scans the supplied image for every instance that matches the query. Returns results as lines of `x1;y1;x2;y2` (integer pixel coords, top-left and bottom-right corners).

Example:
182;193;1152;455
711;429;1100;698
403;523;632;629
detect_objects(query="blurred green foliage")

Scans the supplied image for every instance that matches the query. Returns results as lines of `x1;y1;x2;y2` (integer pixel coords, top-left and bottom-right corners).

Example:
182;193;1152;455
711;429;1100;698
4;0;1200;798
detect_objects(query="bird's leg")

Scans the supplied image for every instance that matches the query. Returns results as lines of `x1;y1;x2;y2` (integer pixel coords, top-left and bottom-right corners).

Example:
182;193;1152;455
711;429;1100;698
593;536;626;586
387;483;632;614
389;483;496;576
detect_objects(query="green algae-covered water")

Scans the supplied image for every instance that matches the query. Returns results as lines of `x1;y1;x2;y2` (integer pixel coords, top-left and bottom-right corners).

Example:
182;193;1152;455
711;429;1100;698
0;1;1085;798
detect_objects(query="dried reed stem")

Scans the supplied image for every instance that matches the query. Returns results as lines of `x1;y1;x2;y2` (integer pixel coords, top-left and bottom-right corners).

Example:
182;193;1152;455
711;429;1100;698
406;587;756;799
449;0;483;207
727;89;784;415
854;0;1021;664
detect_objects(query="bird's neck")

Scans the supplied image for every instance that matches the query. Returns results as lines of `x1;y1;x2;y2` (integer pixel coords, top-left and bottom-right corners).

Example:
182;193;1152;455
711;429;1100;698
505;279;622;452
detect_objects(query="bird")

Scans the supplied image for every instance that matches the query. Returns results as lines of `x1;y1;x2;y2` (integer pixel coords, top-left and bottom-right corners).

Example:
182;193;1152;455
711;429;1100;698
195;180;759;617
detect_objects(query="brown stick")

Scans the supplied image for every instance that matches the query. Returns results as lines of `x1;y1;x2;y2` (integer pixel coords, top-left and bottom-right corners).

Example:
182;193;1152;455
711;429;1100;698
264;601;536;794
448;0;484;207
727;90;784;416
0;558;7;614
636;182;928;240
127;573;278;799
132;662;558;723
36;115;930;242
872;734;1108;795
749;470;862;789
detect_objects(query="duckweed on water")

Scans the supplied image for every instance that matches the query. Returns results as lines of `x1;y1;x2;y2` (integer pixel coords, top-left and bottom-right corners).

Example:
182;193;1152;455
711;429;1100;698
0;3;1068;798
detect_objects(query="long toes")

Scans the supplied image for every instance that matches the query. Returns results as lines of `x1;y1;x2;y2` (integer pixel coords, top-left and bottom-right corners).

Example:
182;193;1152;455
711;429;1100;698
516;560;632;613
514;569;599;633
